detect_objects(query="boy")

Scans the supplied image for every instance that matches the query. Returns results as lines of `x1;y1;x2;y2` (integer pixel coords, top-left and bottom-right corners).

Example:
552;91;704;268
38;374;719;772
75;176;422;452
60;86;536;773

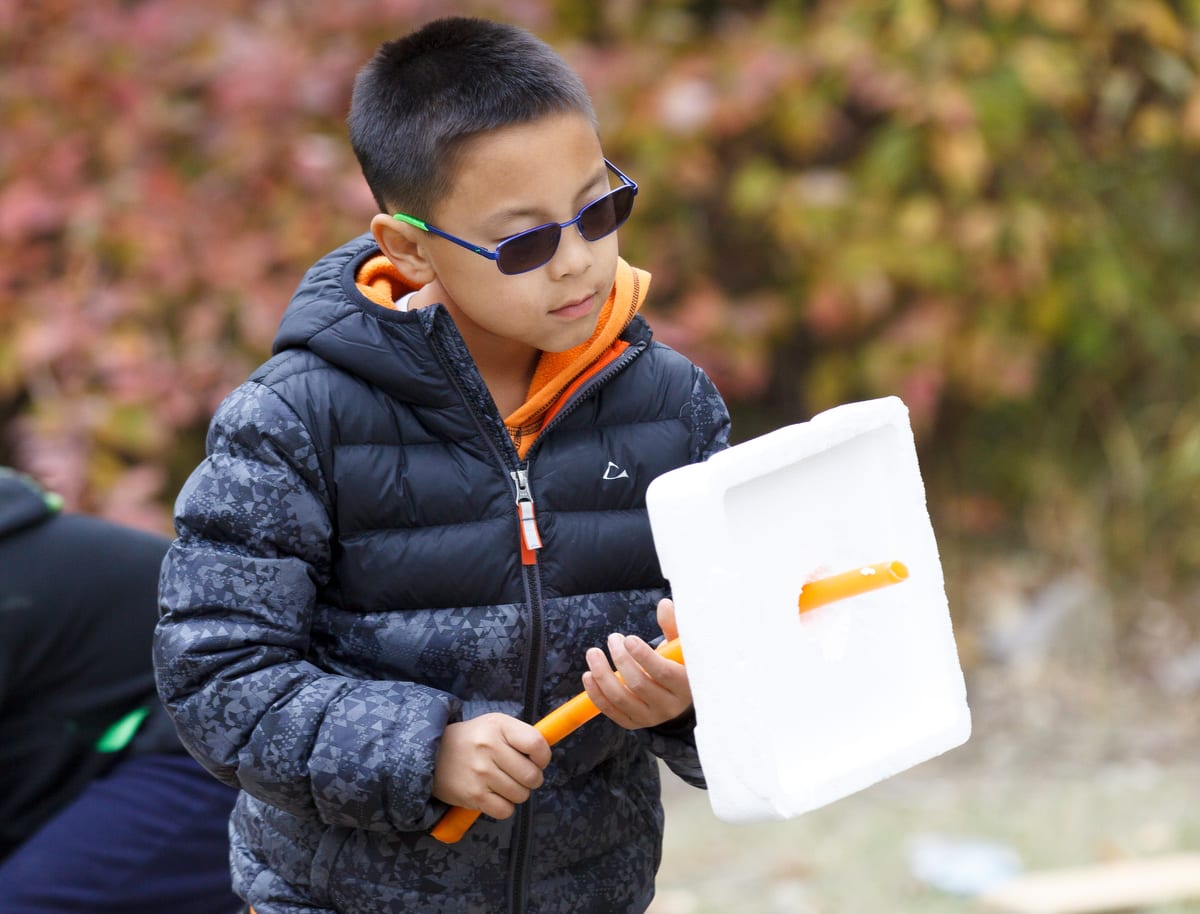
155;17;730;914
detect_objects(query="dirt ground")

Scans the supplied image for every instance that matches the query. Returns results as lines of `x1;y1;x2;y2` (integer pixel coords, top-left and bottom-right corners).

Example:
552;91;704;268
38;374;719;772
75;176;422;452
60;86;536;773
647;574;1199;914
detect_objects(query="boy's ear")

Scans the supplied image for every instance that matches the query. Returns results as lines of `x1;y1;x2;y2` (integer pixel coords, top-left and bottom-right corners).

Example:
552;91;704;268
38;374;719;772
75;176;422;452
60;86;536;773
371;213;437;286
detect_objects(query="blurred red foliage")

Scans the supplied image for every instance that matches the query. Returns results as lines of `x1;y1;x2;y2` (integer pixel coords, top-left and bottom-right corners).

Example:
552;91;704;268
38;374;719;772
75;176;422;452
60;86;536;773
2;1;1198;612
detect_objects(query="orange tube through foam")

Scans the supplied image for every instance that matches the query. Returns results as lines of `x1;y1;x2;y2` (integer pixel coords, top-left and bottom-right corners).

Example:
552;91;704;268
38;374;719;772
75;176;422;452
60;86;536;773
798;560;908;613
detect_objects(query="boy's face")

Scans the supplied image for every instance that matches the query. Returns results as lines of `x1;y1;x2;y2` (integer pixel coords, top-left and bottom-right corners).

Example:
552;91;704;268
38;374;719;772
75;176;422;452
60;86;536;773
378;112;621;364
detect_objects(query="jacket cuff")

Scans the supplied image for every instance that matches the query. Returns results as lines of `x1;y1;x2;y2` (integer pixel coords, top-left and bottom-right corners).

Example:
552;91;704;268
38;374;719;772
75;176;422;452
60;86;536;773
652;705;697;738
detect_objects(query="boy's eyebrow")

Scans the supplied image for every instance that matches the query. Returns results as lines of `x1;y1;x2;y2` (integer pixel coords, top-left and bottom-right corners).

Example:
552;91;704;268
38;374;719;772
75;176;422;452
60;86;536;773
484;165;610;230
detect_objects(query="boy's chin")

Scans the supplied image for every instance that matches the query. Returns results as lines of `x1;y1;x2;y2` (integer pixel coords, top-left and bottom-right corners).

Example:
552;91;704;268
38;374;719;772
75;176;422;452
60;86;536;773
543;319;602;354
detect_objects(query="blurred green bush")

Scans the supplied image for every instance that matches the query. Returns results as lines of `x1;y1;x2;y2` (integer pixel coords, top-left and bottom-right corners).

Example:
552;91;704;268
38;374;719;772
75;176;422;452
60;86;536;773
2;0;1197;622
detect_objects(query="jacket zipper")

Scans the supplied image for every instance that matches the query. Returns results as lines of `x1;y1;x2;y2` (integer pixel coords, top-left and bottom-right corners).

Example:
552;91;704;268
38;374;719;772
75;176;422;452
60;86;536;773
429;321;644;914
503;343;645;913
512;466;542;564
425;326;542;914
528;340;646;456
507;461;544;914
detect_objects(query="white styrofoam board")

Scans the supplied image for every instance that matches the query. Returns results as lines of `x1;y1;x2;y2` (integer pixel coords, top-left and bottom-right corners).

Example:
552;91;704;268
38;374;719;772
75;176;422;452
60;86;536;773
646;396;971;822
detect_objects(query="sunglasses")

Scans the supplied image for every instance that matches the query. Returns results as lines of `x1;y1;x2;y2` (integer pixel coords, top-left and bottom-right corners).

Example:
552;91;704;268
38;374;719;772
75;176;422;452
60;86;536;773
393;159;638;275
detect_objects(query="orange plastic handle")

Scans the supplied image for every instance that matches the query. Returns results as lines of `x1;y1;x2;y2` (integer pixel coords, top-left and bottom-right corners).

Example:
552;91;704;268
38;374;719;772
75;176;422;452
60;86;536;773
430;562;906;844
430;638;684;844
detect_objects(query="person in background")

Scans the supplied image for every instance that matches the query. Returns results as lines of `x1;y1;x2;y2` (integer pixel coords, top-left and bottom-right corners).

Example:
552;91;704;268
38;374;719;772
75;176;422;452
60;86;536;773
0;467;241;914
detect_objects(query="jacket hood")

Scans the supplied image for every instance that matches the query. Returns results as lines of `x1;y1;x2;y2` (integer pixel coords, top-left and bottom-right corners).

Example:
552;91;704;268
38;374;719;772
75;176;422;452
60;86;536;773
273;233;414;356
270;234;455;408
0;468;61;539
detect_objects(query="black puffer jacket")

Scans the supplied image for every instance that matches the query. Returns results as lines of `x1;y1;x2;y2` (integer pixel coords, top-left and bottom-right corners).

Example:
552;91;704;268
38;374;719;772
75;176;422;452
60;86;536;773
155;234;730;914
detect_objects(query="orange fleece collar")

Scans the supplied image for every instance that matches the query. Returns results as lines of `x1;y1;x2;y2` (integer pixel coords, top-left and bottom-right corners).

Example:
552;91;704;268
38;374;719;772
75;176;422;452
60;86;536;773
354;256;650;458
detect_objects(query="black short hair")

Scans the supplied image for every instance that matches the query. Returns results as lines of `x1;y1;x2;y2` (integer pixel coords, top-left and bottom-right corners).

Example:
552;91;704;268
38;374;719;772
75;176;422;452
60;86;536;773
349;17;597;216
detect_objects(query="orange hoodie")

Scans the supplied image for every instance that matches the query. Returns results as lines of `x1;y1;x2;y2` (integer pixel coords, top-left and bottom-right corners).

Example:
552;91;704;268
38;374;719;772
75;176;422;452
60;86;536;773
356;256;649;459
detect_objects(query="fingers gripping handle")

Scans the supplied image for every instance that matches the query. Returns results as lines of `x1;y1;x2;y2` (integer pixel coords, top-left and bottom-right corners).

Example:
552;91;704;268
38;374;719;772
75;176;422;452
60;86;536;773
430;563;906;844
430;638;685;844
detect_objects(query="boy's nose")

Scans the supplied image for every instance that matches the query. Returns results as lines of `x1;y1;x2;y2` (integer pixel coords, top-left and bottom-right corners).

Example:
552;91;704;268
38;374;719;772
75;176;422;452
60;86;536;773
548;223;592;279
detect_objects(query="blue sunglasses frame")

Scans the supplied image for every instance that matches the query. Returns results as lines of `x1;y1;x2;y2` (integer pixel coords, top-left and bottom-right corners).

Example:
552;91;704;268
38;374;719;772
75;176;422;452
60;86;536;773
393;159;638;275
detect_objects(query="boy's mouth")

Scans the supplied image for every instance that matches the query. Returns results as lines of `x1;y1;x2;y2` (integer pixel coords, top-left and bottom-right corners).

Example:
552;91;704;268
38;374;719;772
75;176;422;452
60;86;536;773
550;293;596;319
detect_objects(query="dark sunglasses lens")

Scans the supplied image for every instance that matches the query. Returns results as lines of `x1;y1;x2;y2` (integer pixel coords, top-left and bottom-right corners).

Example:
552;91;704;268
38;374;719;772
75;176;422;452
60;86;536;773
496;225;562;274
578;186;634;241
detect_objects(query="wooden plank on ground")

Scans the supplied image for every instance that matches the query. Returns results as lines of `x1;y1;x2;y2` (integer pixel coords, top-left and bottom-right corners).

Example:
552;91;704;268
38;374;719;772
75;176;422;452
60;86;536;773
978;852;1200;914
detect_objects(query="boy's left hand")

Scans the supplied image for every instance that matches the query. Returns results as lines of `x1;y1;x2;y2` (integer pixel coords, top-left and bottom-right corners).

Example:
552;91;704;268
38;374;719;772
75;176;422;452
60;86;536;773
582;598;692;730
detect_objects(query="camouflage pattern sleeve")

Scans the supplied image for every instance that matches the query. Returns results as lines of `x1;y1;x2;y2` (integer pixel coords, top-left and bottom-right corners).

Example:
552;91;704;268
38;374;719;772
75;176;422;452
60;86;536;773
639;708;705;788
154;381;461;833
689;366;732;464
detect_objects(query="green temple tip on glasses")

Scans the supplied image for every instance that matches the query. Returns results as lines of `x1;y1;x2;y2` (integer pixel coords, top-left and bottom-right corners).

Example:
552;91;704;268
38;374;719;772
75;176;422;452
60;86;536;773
393;213;429;231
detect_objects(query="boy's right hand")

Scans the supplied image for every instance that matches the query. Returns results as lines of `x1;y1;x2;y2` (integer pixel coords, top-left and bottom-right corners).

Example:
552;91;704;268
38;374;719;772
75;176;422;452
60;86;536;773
431;713;551;821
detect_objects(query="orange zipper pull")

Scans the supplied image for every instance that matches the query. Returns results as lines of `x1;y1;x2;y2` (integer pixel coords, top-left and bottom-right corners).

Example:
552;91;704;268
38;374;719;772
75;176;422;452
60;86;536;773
512;467;542;563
